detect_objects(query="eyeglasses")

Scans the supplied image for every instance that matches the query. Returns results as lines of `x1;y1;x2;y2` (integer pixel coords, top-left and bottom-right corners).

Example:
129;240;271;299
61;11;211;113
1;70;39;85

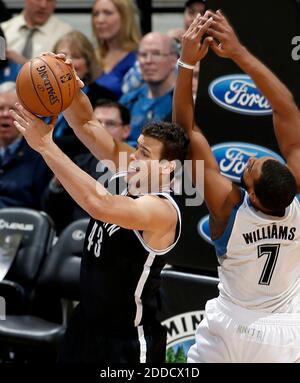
100;120;123;129
137;51;175;62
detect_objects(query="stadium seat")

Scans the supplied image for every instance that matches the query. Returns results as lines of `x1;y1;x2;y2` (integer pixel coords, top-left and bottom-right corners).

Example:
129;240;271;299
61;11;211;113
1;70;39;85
0;218;89;362
0;208;55;315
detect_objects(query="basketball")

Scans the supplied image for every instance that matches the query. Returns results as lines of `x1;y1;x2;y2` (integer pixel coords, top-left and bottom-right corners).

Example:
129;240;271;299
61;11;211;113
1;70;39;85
16;55;77;117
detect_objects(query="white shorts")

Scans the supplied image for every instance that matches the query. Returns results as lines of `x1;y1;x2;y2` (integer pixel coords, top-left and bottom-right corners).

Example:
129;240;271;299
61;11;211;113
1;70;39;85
187;297;300;363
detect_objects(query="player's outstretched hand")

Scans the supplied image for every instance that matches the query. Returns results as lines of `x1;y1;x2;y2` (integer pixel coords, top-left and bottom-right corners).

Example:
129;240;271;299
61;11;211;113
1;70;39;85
10;103;56;152
180;13;214;66
206;10;244;59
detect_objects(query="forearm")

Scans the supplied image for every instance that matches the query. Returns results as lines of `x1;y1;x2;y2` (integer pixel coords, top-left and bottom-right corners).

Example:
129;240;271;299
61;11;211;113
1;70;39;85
173;66;195;134
63;89;133;167
40;142;110;218
63;89;94;131
232;46;297;116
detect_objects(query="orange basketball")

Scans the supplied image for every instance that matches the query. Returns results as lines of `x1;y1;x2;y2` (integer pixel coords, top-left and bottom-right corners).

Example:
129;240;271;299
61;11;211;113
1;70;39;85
16;55;77;116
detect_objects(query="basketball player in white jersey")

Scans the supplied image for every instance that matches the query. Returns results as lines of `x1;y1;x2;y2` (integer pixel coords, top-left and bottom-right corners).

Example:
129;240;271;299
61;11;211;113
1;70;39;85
174;12;300;362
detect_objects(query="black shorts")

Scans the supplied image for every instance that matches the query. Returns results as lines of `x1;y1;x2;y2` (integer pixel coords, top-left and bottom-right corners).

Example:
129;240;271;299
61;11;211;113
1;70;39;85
57;305;167;363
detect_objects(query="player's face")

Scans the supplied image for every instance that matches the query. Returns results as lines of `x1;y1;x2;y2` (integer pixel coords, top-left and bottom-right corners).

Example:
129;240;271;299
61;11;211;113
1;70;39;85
94;106;130;141
241;156;276;192
92;0;122;42
127;135;170;194
0;92;20;144
25;0;56;26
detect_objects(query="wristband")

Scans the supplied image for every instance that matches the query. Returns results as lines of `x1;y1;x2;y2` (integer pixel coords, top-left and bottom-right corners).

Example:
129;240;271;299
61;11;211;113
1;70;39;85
177;58;195;70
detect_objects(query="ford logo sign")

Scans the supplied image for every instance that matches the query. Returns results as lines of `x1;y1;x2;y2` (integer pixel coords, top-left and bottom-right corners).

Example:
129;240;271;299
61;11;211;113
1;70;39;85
212;142;285;183
197;215;213;245
208;75;272;115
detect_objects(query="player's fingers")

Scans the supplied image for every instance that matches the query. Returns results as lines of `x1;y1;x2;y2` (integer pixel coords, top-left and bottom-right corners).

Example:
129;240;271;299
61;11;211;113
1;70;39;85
13;121;26;134
209;39;222;54
205;10;222;21
207;28;224;41
194;17;213;38
210;20;225;32
14;103;36;121
41;52;56;57
9;109;28;127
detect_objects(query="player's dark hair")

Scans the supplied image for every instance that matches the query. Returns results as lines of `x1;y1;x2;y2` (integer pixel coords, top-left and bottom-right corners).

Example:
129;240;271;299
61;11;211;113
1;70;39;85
142;121;190;163
93;98;131;125
254;159;297;213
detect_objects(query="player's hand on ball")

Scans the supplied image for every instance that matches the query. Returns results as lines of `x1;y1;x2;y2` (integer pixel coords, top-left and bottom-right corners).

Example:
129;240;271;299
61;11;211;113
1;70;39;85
41;52;84;89
10;103;56;152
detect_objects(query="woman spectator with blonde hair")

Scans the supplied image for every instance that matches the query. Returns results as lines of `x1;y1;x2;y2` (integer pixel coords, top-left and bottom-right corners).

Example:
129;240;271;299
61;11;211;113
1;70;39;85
92;0;141;98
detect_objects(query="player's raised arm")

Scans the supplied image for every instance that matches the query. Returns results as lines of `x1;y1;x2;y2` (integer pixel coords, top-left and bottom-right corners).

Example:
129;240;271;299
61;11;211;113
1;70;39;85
173;14;241;219
10;104;176;236
208;10;300;190
64;87;134;171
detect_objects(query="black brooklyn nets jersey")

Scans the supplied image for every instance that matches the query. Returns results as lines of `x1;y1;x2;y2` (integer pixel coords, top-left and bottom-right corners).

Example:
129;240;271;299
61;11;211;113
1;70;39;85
80;185;181;330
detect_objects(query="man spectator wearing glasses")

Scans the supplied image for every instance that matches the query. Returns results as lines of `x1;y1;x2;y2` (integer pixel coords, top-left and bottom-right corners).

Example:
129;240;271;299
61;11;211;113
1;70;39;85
120;32;178;147
42;99;131;233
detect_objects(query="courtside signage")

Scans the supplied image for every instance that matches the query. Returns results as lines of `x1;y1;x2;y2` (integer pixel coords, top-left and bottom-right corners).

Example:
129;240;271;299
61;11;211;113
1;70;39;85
208;74;272;115
162;311;205;362
212;142;284;183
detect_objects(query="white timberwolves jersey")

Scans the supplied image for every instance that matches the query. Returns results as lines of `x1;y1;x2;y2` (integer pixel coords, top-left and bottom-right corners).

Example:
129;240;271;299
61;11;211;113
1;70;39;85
214;191;300;313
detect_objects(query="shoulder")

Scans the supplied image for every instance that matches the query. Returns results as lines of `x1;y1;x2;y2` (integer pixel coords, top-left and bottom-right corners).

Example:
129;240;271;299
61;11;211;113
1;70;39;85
136;194;178;223
44;15;72;32
122;51;137;64
1;13;23;30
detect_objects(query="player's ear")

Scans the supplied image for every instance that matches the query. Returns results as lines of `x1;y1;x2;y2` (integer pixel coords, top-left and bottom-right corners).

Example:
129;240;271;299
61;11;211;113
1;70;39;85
162;160;176;175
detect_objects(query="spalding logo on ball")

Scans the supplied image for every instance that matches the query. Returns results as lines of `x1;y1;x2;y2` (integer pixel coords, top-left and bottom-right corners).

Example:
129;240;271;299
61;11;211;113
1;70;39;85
16;55;77;116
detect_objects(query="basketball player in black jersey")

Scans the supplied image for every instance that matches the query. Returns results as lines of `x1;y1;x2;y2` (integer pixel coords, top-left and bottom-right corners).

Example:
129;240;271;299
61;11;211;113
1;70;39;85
11;58;190;362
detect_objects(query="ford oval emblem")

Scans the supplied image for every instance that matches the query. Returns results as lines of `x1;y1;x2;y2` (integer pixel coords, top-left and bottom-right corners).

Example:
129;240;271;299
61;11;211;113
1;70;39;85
212;142;285;183
208;74;272;115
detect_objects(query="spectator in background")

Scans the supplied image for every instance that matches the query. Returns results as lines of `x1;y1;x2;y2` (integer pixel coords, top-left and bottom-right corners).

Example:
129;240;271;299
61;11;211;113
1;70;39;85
92;0;141;99
43;99;130;233
52;30;116;143
167;0;206;44
120;32;178;147
0;27;22;84
184;0;206;30
0;81;51;208
1;0;72;65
